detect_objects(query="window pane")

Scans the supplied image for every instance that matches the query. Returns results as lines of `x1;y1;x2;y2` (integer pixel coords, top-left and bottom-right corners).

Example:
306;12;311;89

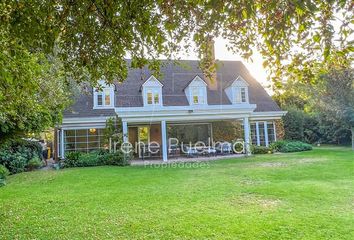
250;123;257;145
241;88;246;102
76;129;87;136
258;122;265;146
154;93;159;104
64;130;75;137
104;89;111;105
235;88;241;103
193;95;199;104
267;122;275;143
97;94;103;106
147;92;153;104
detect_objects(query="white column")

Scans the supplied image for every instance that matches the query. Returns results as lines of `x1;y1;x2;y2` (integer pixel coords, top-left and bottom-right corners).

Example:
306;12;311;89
243;117;251;155
161;120;168;161
264;121;269;147
256;122;260;146
273;121;277;141
60;129;65;158
122;121;128;143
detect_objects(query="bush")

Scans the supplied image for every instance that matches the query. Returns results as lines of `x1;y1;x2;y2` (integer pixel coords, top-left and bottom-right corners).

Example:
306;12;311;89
100;151;131;166
280;141;313;153
27;157;43;171
62;150;130;168
63;152;82;168
0;139;43;174
269;140;288;152
270;140;312;153
251;145;272;154
0;164;10;186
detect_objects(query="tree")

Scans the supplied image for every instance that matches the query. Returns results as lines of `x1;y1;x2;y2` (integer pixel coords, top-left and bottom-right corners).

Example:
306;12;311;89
1;1;352;138
316;68;354;149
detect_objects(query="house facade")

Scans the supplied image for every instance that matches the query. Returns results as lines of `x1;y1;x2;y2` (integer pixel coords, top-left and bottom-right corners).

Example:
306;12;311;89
57;60;286;161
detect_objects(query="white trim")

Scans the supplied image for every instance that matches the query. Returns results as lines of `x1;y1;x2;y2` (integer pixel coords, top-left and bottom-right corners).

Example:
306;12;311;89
273;121;277;141
142;75;163;87
161;120;168;161
60;129;64;158
256;122;260;146
122;121;128;142
93;86;115;109
264;121;269;147
243;117;251;155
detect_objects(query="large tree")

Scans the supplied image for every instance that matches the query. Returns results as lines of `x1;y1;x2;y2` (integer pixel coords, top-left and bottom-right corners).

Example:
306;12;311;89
0;0;353;137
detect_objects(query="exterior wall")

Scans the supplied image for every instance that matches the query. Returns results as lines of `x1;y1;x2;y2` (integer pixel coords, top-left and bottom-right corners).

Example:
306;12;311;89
150;124;162;144
275;119;285;140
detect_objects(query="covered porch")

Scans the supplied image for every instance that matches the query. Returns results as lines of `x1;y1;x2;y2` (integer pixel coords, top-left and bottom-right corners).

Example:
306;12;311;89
123;118;252;161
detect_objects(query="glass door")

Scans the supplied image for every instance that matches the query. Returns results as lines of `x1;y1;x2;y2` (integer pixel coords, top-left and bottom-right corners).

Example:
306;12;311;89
138;127;150;158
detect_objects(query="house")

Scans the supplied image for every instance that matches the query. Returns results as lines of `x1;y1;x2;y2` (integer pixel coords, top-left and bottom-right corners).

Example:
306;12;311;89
57;60;286;161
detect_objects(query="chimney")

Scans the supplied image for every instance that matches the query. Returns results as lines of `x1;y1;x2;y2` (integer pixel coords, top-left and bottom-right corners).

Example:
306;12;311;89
203;36;217;90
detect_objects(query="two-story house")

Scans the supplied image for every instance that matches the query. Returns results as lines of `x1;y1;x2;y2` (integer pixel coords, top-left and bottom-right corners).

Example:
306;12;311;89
57;60;286;161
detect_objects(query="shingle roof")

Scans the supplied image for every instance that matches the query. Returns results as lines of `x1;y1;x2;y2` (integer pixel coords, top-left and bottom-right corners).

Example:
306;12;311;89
63;60;281;118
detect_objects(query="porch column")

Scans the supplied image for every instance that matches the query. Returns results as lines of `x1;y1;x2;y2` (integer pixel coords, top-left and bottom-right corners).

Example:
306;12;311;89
264;121;269;147
161;120;168;161
122;121;128;143
60;129;64;158
243;117;251;155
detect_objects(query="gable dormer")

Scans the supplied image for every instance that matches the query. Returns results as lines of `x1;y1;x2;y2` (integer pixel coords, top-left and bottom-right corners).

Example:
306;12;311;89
93;80;115;109
225;76;249;104
141;75;163;106
184;76;208;105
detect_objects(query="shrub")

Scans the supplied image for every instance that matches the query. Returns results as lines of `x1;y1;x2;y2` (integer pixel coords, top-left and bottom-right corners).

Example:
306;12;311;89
101;151;131;166
251;145;272;154
0;139;43;174
63;152;82;168
0;164;10;186
62;150;130;168
27;157;43;171
269;140;288;152
280;141;313;153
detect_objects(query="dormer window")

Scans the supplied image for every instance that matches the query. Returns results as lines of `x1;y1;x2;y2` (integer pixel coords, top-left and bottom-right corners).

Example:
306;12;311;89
235;87;247;103
184;76;208;106
191;87;205;104
93;81;115;108
146;89;160;105
142;76;163;106
225;76;249;104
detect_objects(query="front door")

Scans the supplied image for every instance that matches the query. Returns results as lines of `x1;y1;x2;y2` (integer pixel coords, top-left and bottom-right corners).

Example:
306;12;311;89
138;126;150;158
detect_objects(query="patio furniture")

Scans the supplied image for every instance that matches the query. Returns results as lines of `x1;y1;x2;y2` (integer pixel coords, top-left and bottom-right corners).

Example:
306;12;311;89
215;142;232;154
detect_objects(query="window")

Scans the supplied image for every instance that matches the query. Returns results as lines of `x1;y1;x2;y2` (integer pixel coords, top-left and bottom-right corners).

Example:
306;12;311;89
94;87;114;108
146;88;160;105
250;123;257;145
64;128;106;153
235;87;247;103
267;122;276;143
191;87;204;104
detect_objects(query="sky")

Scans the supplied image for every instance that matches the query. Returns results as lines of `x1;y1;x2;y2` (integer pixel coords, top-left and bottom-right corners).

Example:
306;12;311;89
176;37;271;92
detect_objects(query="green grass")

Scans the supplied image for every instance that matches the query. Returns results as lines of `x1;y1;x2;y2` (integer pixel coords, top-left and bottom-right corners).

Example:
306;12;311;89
0;147;353;239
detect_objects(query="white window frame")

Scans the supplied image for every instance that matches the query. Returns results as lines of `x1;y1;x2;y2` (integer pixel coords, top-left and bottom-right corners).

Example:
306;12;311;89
93;84;115;109
142;76;163;107
234;87;248;103
225;76;249;104
191;87;205;105
145;88;161;106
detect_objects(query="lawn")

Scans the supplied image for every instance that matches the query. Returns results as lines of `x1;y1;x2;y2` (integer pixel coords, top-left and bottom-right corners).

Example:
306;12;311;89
0;147;353;239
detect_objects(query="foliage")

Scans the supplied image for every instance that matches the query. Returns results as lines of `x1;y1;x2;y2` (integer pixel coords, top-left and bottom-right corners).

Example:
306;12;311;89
27;157;43;171
282;108;304;141
0;164;9;180
1;1;352;86
213;121;243;142
104;116;123;147
100;151;131;166
270;140;312;153
269;141;288;152
0;164;9;187
63;150;130;168
0;139;43;174
251;145;272;154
